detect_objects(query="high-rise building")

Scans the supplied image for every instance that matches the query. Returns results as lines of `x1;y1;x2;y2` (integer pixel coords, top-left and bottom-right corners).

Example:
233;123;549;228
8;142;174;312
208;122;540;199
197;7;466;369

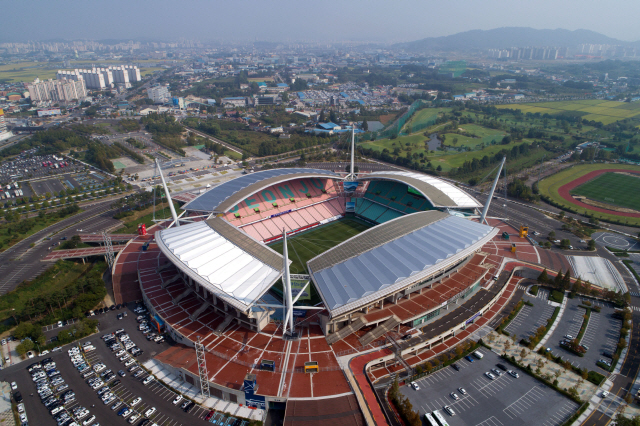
56;65;142;90
0;109;12;141
147;85;171;103
28;77;87;102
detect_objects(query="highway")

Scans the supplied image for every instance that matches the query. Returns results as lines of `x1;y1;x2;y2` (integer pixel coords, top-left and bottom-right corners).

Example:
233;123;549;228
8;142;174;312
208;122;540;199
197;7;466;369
0;199;121;294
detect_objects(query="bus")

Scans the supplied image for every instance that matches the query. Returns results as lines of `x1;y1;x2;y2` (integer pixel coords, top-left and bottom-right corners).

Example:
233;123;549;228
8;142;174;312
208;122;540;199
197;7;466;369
432;410;450;426
424;412;439;426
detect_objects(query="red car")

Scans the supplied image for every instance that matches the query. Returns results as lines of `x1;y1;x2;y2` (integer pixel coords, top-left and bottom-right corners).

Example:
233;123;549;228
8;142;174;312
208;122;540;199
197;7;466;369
204;410;215;420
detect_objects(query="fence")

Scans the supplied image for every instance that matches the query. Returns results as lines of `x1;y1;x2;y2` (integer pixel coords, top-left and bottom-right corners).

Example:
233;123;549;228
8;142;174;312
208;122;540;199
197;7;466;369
373;100;430;140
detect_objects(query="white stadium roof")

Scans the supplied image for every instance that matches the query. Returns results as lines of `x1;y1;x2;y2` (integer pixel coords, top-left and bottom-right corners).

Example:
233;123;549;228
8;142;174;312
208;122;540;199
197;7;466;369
156;219;285;312
356;171;482;208
308;212;497;317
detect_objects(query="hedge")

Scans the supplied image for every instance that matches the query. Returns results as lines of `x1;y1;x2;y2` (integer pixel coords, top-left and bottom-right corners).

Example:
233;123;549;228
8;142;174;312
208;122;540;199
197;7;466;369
527;307;560;348
529;285;539;296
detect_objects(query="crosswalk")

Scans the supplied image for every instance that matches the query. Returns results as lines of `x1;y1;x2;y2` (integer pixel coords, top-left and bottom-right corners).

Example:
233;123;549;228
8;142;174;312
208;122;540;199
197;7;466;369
517;285;528;291
630;306;640;312
630;292;640;297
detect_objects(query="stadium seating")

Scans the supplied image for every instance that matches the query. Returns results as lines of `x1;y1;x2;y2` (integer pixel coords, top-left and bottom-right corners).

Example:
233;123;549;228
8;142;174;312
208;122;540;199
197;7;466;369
224;178;339;223
363;180;432;214
238;198;347;242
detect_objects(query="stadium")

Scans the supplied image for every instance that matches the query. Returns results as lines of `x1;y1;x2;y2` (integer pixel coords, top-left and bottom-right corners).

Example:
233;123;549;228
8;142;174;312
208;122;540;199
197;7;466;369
110;161;535;423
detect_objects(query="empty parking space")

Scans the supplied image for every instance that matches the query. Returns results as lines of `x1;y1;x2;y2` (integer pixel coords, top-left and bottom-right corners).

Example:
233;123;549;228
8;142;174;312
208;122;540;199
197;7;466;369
502;295;556;342
545;297;621;372
400;350;578;426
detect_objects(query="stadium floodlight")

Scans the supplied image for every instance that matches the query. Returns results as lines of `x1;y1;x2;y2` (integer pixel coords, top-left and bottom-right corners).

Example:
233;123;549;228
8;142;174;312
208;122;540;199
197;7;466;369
480;156;505;225
155;158;180;227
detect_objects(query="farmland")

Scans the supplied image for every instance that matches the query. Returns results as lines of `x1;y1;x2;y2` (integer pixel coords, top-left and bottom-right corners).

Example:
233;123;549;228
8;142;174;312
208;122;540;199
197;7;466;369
496;99;640;125
0;59;169;83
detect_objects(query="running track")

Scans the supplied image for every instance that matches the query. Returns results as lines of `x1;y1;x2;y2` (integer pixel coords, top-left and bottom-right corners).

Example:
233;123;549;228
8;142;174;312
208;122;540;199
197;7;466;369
557;169;640;218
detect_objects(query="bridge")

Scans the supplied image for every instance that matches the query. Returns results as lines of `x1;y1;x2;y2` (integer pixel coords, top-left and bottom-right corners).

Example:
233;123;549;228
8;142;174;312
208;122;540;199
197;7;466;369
44;245;127;261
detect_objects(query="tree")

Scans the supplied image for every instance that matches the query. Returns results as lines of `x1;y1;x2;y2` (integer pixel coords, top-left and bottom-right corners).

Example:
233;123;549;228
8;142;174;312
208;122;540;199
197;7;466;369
548;231;556;240
520;348;527;362
588;239;596;251
537;269;549;284
319;110;325;122
362;119;368;131
554;270;564;288
16;339;34;356
561;270;571;291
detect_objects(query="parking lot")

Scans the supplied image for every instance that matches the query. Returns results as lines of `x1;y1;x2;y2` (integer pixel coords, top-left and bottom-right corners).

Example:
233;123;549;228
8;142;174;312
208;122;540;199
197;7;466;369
400;349;579;426
0;150;84;186
545;297;621;372
503;293;556;342
0;303;229;426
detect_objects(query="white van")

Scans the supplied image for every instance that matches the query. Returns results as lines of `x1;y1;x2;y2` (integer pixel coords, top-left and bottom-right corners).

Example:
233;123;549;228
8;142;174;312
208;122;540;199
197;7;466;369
473;351;484;359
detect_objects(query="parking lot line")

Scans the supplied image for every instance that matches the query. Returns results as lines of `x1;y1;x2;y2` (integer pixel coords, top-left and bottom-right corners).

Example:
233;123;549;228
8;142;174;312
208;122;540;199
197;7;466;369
474;416;504;426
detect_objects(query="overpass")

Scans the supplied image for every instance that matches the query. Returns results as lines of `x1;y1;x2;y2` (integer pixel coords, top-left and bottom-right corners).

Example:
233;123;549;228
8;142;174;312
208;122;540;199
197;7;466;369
44;245;127;261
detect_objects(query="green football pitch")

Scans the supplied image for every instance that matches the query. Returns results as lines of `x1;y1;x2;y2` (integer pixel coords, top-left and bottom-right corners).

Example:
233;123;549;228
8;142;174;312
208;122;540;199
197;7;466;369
570;172;640;211
268;218;372;274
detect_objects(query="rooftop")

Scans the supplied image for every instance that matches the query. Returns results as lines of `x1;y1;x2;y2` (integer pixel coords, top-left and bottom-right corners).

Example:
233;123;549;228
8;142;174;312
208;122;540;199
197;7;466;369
308;212;497;317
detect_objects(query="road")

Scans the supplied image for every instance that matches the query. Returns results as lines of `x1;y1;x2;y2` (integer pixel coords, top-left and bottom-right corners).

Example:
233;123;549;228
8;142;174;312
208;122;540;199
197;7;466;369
0;199;121;294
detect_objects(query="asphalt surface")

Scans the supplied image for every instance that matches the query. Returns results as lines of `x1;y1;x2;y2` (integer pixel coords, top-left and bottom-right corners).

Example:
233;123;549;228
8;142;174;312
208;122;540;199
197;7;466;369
503;291;556;342
0;303;217;426
400;349;579;426
0;199;122;294
544;298;620;372
582;296;640;426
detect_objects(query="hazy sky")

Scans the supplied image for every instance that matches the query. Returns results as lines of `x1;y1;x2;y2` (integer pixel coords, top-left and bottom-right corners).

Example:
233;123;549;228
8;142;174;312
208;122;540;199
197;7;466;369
5;0;640;43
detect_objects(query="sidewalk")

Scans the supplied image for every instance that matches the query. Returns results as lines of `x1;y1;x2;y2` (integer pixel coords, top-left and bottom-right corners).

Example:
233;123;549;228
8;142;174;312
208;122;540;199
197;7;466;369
0;382;15;426
535;293;568;351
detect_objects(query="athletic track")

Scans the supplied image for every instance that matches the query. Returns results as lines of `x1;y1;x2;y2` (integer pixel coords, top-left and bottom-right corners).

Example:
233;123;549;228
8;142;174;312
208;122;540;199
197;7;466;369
557;169;640;218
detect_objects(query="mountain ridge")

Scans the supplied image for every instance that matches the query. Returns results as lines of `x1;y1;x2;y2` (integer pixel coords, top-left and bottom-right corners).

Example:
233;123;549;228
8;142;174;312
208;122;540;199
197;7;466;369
393;27;637;52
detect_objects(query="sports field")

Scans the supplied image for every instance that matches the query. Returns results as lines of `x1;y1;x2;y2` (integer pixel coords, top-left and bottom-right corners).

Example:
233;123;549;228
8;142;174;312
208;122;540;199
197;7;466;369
571;172;640;211
269;218;371;274
496;100;640;125
538;163;640;224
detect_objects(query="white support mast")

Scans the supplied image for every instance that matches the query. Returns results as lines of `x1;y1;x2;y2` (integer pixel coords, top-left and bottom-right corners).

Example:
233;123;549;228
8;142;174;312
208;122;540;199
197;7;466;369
282;229;295;338
480;156;506;225
346;127;356;181
155;158;180;227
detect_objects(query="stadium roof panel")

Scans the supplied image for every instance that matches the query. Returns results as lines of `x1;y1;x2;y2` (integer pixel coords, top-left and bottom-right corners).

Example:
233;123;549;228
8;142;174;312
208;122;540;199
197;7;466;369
155;219;284;312
308;212;497;317
356;171;482;208
183;168;342;212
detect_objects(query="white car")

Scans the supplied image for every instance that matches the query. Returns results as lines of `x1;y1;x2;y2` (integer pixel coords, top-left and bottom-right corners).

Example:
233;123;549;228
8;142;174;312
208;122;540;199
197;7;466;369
602;391;610;398
131;397;141;406
40;350;50;356
450;392;459;400
172;395;183;405
19;413;27;423
508;370;519;378
444;405;455;416
410;381;419;391
145;407;156;416
17;403;24;413
485;372;496;380
83;415;96;425
10;382;17;390
458;387;467;395
143;375;154;385
124;359;135;367
128;413;140;424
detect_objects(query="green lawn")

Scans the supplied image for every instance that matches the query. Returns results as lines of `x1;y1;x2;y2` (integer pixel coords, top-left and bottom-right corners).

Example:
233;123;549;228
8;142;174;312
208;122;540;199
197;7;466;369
268;218;372;274
571;172;640;211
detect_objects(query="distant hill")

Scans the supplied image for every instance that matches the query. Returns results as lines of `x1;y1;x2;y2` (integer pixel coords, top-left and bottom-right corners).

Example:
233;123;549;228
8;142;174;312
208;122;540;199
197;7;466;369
393;27;633;52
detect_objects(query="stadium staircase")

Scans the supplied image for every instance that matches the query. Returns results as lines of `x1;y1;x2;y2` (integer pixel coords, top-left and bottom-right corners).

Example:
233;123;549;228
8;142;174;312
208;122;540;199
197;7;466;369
189;301;211;321
214;314;234;336
161;274;182;289
359;315;401;347
326;316;368;345
172;288;193;305
387;334;414;377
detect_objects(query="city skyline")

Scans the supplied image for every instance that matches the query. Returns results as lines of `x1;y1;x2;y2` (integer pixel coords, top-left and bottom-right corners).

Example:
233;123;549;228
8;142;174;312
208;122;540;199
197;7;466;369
5;0;640;43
